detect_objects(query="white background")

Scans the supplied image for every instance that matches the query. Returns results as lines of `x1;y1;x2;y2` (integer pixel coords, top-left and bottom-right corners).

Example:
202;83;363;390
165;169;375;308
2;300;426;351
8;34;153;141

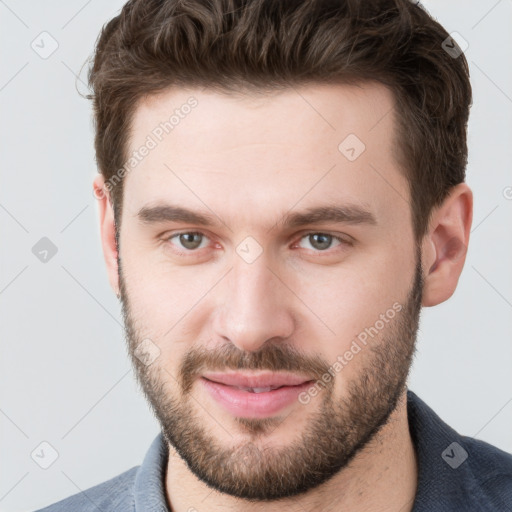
1;1;511;511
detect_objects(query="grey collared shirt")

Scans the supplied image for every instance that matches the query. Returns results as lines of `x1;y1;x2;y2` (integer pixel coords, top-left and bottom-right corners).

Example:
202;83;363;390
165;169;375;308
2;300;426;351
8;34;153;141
35;390;512;511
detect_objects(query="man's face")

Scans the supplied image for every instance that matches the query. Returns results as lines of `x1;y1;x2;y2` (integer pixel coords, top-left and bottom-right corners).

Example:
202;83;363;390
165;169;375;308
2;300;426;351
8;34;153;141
116;83;423;500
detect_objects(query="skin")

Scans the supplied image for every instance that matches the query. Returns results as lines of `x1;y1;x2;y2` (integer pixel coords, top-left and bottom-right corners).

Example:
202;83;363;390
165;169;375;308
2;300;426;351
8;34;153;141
94;82;473;511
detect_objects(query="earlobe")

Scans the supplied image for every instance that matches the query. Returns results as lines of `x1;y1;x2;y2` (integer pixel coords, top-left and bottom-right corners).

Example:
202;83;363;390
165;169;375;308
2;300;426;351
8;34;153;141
93;174;120;297
421;183;473;307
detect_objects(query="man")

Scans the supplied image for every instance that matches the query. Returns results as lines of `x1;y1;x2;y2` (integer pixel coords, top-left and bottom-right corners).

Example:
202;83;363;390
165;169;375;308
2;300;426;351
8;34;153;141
36;0;512;510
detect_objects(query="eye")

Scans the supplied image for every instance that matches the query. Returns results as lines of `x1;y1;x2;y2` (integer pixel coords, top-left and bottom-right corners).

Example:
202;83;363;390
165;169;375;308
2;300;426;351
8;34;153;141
166;231;210;252
296;232;352;252
163;230;352;257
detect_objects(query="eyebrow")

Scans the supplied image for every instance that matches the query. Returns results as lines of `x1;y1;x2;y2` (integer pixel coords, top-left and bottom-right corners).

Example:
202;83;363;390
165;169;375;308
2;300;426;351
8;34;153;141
136;203;377;229
137;205;223;227
280;204;377;229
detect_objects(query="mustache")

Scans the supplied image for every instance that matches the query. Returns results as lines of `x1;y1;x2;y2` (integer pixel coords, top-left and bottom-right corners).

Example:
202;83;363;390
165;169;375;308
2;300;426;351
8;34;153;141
179;342;330;394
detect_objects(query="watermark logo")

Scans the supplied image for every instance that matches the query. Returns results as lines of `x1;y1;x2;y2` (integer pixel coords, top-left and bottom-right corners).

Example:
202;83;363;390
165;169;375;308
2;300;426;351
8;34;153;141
31;441;59;469
442;32;468;59
236;236;264;264
32;237;58;263
31;31;59;59
134;338;161;366
441;442;468;469
338;133;366;162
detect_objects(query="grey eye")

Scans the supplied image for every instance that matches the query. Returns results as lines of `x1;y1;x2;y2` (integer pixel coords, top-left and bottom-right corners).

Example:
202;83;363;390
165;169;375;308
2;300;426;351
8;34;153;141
308;233;333;251
170;232;207;251
301;233;338;251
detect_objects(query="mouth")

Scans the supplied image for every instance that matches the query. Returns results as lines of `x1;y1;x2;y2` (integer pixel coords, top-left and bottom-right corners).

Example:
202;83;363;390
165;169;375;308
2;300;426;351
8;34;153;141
200;372;315;418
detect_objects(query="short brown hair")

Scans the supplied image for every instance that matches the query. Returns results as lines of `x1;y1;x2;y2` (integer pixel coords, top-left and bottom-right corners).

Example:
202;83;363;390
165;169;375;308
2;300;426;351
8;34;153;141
87;0;472;243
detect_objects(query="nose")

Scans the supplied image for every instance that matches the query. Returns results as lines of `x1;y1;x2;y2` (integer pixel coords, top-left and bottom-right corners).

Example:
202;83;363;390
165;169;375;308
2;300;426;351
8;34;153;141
211;253;295;352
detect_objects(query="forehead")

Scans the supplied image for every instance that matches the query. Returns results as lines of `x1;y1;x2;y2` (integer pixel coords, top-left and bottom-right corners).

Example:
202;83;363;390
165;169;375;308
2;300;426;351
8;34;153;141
129;81;396;156
121;82;410;234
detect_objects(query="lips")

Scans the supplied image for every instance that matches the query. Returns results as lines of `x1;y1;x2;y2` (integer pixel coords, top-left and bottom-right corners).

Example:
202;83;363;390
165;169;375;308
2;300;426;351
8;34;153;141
200;372;315;418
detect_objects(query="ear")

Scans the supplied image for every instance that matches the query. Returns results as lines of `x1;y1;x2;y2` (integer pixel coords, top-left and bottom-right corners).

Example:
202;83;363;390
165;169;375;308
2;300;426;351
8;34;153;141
93;174;120;297
421;183;473;307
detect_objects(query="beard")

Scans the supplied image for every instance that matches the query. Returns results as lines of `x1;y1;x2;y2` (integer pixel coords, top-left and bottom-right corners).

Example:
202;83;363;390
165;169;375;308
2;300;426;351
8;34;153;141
118;244;423;502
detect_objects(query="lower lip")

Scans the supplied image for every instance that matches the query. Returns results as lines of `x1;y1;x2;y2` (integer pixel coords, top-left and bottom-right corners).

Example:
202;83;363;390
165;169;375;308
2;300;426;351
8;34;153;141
200;377;313;418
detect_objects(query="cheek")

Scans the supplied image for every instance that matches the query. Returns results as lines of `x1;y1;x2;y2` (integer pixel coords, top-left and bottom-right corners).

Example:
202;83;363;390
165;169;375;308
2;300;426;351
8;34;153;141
121;246;222;346
291;248;412;366
299;259;404;326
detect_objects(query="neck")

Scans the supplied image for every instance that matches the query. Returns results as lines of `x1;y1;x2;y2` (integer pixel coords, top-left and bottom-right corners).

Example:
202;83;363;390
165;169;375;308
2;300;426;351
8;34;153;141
165;389;418;512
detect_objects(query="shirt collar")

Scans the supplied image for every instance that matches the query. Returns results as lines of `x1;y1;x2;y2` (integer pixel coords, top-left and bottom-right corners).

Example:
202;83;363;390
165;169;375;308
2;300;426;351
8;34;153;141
133;430;171;512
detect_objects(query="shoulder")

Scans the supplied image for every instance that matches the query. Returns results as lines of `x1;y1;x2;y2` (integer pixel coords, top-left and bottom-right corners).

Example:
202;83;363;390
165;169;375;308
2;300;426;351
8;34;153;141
407;389;512;510
34;432;169;512
461;434;512;507
34;466;139;512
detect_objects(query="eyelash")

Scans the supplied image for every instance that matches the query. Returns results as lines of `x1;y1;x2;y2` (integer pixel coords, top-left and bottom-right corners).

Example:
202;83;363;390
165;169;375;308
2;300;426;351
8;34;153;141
163;231;353;256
